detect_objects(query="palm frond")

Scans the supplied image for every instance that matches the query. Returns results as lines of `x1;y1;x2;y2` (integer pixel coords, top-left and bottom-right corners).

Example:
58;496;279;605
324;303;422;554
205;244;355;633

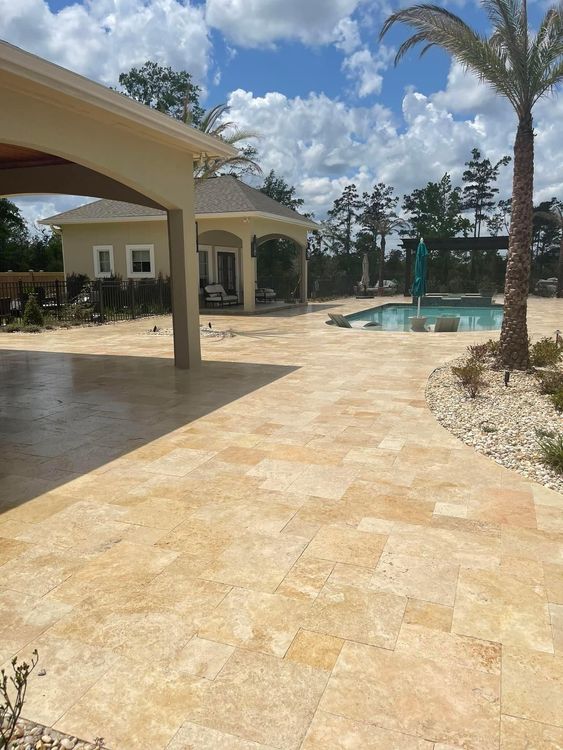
380;4;521;108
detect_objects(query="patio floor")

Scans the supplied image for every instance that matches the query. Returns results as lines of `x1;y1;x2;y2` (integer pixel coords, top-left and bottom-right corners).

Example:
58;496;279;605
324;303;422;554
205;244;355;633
0;296;562;749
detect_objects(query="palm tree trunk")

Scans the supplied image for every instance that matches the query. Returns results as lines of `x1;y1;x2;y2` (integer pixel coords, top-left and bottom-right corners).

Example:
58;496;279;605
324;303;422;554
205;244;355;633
499;114;534;369
379;235;386;290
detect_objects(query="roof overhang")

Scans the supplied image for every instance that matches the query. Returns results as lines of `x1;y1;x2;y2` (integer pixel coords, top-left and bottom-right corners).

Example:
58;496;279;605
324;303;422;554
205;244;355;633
0;42;237;161
40;210;318;230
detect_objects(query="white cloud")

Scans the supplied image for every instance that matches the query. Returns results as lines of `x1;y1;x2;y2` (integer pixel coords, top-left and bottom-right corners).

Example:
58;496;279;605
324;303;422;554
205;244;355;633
225;65;563;222
342;45;394;97
205;0;363;47
334;17;362;54
0;0;211;85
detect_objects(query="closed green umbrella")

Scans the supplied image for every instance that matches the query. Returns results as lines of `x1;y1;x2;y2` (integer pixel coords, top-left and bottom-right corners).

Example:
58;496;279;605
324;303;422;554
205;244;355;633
411;238;428;317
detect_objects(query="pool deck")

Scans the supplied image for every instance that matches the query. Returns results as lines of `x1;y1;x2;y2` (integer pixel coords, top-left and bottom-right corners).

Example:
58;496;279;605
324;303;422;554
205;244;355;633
0;295;562;749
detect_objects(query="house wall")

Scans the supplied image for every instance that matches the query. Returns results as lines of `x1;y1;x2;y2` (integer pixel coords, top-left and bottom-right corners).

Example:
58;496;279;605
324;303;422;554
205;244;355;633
61;221;170;278
60;214;310;305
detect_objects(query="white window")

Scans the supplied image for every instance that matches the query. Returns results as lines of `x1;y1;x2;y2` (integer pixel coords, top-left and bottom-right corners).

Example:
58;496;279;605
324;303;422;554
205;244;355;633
126;244;155;278
93;245;114;278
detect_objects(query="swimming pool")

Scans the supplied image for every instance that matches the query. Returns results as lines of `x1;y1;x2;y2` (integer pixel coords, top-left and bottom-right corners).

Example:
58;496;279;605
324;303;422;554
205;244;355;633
346;303;504;332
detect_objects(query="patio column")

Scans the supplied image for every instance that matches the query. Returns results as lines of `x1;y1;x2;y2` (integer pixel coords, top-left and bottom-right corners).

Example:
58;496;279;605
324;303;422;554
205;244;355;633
241;229;255;313
167;208;201;369
299;241;308;303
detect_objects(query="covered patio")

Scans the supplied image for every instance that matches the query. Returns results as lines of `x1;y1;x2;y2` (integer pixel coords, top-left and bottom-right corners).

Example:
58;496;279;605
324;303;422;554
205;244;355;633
0;41;236;368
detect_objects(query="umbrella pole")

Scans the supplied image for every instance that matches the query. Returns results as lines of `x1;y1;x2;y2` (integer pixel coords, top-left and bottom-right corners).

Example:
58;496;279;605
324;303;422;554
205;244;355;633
417;296;421;317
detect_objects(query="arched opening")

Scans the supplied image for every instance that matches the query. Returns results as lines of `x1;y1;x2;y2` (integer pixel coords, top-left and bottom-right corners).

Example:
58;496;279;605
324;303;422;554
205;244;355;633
256;233;304;302
197;230;243;302
0;145;166;209
0;43;236;366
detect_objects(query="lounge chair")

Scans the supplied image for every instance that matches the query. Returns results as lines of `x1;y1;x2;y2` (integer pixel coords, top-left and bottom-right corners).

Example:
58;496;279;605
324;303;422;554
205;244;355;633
255;283;277;303
434;316;460;332
204;284;239;308
328;313;352;328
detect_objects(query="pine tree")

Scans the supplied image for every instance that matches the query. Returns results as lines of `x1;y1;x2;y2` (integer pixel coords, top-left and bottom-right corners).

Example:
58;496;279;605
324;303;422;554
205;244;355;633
325;185;362;254
462;148;511;238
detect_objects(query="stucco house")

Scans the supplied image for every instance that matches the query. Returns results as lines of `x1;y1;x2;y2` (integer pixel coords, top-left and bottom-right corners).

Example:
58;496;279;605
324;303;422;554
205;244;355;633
41;175;317;313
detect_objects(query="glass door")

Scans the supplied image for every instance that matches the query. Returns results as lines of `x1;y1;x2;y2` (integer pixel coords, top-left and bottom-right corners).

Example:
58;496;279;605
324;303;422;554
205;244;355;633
217;251;237;294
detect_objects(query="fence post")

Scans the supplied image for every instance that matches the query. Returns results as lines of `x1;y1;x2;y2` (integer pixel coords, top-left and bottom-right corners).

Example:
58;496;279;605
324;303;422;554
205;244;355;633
55;279;61;312
97;279;104;323
130;280;136;319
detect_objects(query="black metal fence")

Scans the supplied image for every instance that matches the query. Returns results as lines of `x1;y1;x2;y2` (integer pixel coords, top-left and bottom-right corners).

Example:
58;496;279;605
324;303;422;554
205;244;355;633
0;278;172;324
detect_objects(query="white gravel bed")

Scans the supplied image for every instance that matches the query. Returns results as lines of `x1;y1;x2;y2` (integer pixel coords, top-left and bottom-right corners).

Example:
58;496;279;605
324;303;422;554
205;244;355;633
5;718;107;749
426;359;563;493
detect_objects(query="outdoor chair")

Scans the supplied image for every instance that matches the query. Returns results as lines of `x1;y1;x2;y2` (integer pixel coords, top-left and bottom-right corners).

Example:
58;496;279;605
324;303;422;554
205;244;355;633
255;283;277;303
328;313;352;328
434;316;460;332
204;284;239;308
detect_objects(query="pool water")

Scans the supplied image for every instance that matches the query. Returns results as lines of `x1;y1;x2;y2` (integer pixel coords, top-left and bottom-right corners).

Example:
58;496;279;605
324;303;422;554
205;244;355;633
347;304;504;332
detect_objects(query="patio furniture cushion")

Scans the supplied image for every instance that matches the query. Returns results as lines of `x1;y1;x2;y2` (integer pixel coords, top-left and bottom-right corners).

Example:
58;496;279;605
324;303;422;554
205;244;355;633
328;313;352;328
434;316;460;332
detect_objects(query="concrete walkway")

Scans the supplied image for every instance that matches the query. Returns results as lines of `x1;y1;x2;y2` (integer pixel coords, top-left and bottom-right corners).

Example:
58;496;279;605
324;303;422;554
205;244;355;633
0;296;562;749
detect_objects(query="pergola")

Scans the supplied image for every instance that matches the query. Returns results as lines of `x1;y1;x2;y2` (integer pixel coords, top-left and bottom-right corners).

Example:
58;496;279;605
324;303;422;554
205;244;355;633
0;42;236;368
400;236;510;295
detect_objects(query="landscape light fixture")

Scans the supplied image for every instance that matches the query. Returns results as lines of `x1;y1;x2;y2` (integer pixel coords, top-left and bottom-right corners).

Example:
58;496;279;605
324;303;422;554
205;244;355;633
504;371;510;387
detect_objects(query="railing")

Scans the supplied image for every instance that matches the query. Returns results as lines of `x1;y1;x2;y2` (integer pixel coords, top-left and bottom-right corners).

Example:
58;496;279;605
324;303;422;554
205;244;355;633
0;278;172;324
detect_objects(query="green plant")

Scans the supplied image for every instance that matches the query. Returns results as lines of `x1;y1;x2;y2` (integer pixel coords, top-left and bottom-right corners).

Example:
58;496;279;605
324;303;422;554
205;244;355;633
551;388;563;412
452;359;486;398
1;322;22;333
22;294;44;327
535;369;563;394
530;337;562;368
467;343;491;362
22;325;41;333
0;650;38;749
537;432;563;473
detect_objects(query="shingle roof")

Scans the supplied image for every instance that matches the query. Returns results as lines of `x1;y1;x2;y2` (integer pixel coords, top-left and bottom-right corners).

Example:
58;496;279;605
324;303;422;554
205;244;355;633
40;175;318;228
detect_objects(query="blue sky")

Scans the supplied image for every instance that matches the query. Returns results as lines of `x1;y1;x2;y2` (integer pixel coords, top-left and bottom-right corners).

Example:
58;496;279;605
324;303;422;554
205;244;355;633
1;0;561;225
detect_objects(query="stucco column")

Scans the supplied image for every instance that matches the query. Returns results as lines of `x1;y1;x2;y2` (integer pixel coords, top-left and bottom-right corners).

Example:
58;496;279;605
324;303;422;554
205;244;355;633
299;242;308;303
167;208;201;369
241;229;255;313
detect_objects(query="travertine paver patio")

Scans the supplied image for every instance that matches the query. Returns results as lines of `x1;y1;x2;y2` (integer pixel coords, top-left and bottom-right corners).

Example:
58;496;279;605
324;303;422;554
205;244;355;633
0;295;562;749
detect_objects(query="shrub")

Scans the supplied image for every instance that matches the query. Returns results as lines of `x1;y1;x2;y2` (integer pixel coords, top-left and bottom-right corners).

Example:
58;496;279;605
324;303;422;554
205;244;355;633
0;650;39;749
1;322;22;333
552;389;563;413
467;343;491;362
22;294;44;327
537;432;563;473
451;360;486;398
535;369;563;394
22;325;41;333
484;338;500;355
530;337;562;368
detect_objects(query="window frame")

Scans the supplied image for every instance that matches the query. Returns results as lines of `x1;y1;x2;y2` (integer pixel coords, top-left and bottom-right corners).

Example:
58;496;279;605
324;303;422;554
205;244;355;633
198;246;210;289
126;244;155;279
93;245;114;278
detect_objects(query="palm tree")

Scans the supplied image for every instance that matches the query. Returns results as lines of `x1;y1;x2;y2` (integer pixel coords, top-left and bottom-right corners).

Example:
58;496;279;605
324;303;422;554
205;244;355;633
381;1;563;369
187;103;262;179
535;202;563;297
